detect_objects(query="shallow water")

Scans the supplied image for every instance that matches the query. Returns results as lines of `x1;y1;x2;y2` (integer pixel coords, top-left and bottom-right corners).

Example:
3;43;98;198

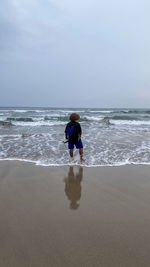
1;107;150;166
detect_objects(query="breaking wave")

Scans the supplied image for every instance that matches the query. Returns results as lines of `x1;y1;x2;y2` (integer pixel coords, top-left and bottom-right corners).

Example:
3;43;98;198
7;117;33;122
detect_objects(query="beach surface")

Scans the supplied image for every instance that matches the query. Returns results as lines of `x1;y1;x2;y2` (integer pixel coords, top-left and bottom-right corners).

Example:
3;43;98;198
0;161;150;267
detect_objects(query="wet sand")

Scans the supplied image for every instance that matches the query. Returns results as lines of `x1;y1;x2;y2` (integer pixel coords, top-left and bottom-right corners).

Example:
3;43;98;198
0;161;150;267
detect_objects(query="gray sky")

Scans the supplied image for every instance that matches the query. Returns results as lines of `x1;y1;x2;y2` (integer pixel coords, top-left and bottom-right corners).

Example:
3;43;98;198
0;0;150;108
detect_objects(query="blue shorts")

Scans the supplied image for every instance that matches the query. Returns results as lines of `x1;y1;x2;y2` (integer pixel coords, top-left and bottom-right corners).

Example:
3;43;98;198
68;141;83;150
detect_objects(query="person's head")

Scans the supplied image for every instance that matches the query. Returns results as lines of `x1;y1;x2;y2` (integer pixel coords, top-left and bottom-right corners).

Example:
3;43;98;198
70;113;80;121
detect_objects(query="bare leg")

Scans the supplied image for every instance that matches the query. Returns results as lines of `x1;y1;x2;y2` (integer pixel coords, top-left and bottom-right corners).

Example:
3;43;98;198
79;148;83;161
69;149;73;158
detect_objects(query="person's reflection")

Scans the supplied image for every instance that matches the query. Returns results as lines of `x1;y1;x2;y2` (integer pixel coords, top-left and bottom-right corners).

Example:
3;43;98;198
64;166;83;210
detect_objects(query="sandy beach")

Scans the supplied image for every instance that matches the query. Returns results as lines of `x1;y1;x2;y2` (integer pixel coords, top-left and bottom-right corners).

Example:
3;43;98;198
0;161;150;267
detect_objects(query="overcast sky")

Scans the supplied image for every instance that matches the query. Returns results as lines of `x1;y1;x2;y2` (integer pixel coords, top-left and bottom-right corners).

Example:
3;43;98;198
0;0;150;108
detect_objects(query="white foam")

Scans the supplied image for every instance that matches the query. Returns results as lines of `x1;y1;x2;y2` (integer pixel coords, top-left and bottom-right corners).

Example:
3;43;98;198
56;110;85;113
84;116;104;121
111;120;150;126
43;113;69;118
14;110;29;112
90;110;113;113
0;116;8;121
11;121;67;126
1;157;150;167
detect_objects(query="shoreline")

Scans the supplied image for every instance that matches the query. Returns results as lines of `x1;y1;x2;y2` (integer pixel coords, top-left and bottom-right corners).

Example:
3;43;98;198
1;158;150;168
1;160;150;266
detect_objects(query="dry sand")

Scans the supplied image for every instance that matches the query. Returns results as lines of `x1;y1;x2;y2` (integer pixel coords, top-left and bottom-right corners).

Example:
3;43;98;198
0;160;150;267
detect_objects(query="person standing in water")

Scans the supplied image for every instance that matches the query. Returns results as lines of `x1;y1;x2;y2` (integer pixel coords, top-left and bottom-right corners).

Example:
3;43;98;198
65;113;83;161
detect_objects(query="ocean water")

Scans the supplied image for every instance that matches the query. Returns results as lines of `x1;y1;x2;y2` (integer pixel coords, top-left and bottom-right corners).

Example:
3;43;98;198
0;107;150;167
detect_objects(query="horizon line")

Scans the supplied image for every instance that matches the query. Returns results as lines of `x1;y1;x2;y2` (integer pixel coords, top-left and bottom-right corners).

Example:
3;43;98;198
0;106;150;110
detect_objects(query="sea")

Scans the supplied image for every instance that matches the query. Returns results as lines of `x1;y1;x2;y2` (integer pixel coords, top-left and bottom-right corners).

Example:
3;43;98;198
0;107;150;167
